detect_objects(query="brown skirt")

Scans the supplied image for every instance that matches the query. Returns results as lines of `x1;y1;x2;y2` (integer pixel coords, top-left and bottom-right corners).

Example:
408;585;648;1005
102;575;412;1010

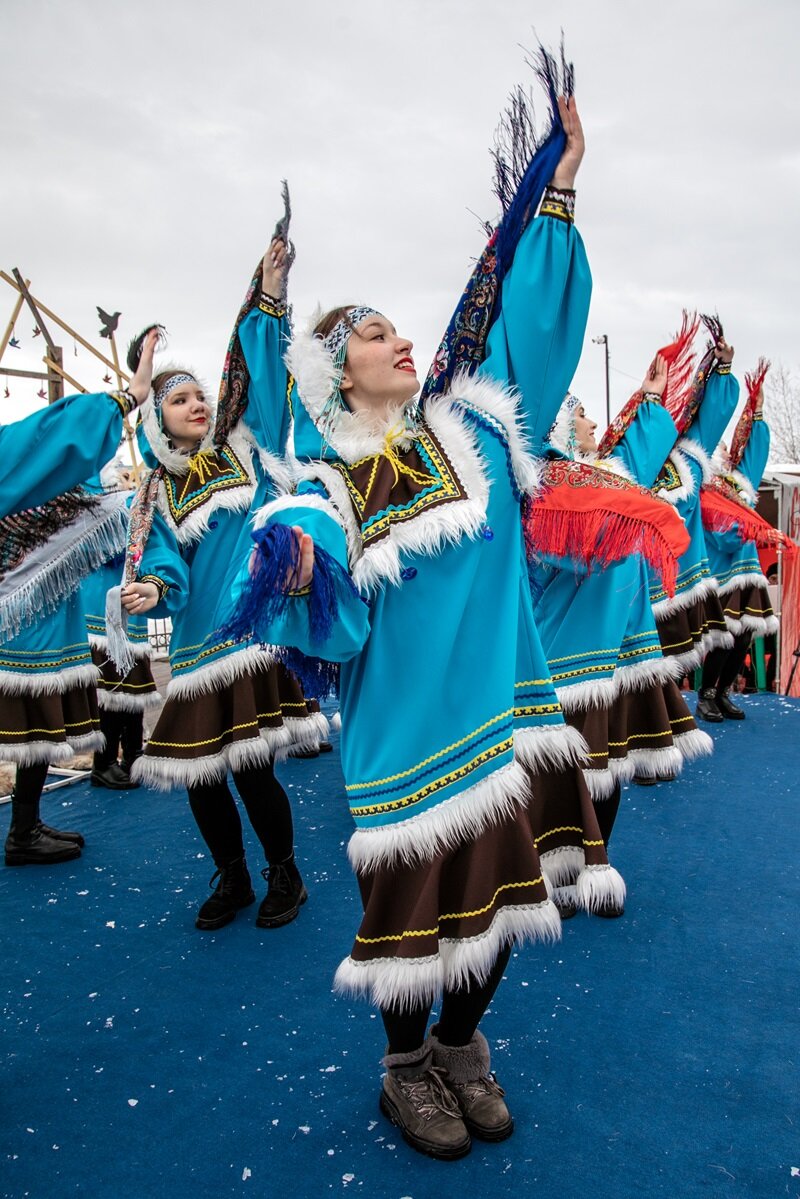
91;646;159;713
133;662;327;790
334;804;560;1010
0;683;102;766
656;592;731;671
720;583;777;637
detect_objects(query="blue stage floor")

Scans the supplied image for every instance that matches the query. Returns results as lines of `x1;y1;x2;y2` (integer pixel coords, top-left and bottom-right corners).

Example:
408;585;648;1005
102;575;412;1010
2;694;799;1199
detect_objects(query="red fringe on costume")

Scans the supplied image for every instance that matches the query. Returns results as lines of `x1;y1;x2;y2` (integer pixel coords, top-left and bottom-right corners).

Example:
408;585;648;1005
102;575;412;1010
524;459;690;595
700;479;797;554
729;358;770;469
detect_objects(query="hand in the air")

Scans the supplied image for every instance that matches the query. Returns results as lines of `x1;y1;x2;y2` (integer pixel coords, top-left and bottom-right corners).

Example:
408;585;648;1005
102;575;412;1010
643;353;668;398
127;328;160;407
551;96;585;190
716;337;735;365
262;237;289;300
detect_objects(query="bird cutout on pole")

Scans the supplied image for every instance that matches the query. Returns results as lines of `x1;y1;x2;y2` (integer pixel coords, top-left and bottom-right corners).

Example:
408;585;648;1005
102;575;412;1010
3;383;9;399
32;325;41;338
8;337;19;349
0;279;30;362
103;372;112;384
97;307;121;339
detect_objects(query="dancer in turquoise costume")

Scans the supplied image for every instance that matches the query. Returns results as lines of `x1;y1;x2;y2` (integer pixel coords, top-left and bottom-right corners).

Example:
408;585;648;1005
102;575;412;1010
226;57;623;1158
648;321;739;675
117;217;324;931
1;376;150;865
699;362;781;720
526;337;711;833
81;458;160;790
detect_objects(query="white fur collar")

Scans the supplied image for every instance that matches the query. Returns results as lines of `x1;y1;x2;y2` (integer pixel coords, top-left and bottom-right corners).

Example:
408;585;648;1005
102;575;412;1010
655;445;695;506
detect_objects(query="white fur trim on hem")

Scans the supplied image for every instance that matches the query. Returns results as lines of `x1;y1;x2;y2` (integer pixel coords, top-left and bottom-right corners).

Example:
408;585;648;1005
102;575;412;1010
614;654;685;693
555;676;617;714
66;730;105;755
332;900;561;1010
738;613;779;637
0;740;76;767
576;864;627;913
583;765;628;800
514;723;589;772
717;570;770;597
540;845;585;888
672;728;714;761
97;688;162;714
0;662;99;698
652;575;718;619
273;711;330;761
166;644;278;701
626;746;684;779
89;634;152;661
132;725;295;791
330;711;342;732
347;759;531;875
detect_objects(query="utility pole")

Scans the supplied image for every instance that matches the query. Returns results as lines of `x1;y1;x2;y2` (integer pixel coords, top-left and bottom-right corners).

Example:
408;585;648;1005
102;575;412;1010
592;334;611;426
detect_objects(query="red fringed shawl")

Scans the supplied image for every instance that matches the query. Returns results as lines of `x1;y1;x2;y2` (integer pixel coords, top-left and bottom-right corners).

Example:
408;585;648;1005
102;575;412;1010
700;476;796;555
523;458;691;596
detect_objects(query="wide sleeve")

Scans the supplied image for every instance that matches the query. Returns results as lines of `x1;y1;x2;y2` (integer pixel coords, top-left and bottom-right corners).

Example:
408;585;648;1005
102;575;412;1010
0;391;128;518
134;509;190;620
684;368;740;459
738;415;770;491
235;301;292;457
227;483;371;662
478;192;592;451
607;399;680;488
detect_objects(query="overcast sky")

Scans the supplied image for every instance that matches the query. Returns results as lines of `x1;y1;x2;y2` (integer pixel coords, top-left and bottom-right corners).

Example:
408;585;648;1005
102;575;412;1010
2;0;799;447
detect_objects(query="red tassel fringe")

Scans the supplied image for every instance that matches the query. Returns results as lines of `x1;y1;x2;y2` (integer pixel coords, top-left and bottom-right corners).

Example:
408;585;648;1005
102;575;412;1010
658;310;699;420
700;487;797;555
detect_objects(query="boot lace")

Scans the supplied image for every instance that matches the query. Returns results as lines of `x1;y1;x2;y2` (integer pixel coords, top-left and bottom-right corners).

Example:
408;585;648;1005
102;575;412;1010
262;863;292;895
453;1071;506;1105
394;1066;462;1121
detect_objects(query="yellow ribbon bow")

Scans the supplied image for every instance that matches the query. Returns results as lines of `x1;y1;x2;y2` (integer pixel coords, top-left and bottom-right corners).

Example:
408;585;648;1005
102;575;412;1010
363;424;435;504
186;448;218;485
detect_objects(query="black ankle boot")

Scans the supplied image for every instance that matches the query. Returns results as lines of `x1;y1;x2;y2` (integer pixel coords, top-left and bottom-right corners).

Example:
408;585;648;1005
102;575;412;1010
195;857;255;930
91;762;138;790
256;857;308;928
34;820;85;847
696;688;724;723
5;795;81;866
716;689;745;720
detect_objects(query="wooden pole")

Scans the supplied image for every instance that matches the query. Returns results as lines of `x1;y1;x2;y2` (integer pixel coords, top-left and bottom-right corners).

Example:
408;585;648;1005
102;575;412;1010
108;329;142;485
0;279;30;362
46;345;65;404
42;355;88;395
0;272;129;381
1;366;49;380
12;269;57;354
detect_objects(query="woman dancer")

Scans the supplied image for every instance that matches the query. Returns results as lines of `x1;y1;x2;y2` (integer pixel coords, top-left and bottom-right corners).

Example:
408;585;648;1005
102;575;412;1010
699;363;782;718
82;458;160;788
227;62;621;1157
1;376;150;863
526;339;709;851
119;220;325;930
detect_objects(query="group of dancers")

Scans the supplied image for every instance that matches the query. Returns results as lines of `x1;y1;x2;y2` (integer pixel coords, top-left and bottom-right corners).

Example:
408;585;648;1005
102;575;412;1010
1;46;792;1161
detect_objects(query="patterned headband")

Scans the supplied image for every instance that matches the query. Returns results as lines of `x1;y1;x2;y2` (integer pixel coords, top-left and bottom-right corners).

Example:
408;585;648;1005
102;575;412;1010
322;307;383;357
547;393;581;457
154;373;198;409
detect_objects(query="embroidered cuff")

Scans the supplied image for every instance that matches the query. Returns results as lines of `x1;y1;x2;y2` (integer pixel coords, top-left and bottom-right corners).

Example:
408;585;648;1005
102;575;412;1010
539;186;576;224
259;292;287;319
753;412;764;422
642;391;663;403
110;390;138;417
139;574;169;601
287;583;312;598
716;362;732;376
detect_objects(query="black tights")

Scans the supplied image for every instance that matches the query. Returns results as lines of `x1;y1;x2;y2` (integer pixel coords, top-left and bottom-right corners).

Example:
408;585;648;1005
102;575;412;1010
94;709;144;770
188;763;294;868
381;943;513;1054
13;762;49;810
594;781;621;848
702;633;751;693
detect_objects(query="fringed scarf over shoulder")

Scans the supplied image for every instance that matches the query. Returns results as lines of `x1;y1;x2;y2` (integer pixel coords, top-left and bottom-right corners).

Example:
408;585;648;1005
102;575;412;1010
0;485;129;641
523;453;690;597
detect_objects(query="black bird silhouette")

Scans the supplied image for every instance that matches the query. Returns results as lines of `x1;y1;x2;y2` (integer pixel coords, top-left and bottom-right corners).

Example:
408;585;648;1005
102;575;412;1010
9;336;20;348
97;307;121;339
32;325;42;338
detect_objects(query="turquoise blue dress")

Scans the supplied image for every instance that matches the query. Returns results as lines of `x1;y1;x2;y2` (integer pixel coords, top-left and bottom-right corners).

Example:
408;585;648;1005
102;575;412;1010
649;365;740;670
0;391;131;764
131;301;327;790
530;393;711;796
704;413;778;637
230;195;626;1008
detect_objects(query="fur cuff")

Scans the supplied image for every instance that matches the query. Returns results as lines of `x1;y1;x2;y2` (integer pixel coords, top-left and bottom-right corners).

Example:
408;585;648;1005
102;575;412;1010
429;1027;491;1083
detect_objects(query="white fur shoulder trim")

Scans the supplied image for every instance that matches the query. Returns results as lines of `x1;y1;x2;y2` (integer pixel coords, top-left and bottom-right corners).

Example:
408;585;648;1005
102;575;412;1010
656;445;695;505
678;437;713;483
449;371;543;495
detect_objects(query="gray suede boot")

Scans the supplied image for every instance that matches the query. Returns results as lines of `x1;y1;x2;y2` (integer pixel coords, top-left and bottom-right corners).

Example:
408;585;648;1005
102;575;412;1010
429;1027;514;1142
380;1043;471;1160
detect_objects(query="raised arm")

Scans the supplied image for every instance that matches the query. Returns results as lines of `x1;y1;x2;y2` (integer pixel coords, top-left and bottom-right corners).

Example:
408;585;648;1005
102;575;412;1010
683;341;740;459
736;401;770;493
234;237;293;457
479;97;592;448
604;356;681;488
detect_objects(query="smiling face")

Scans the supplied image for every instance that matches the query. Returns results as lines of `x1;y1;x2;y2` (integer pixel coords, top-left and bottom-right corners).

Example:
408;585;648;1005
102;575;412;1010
160;381;212;450
339;314;419;417
574;404;598;454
